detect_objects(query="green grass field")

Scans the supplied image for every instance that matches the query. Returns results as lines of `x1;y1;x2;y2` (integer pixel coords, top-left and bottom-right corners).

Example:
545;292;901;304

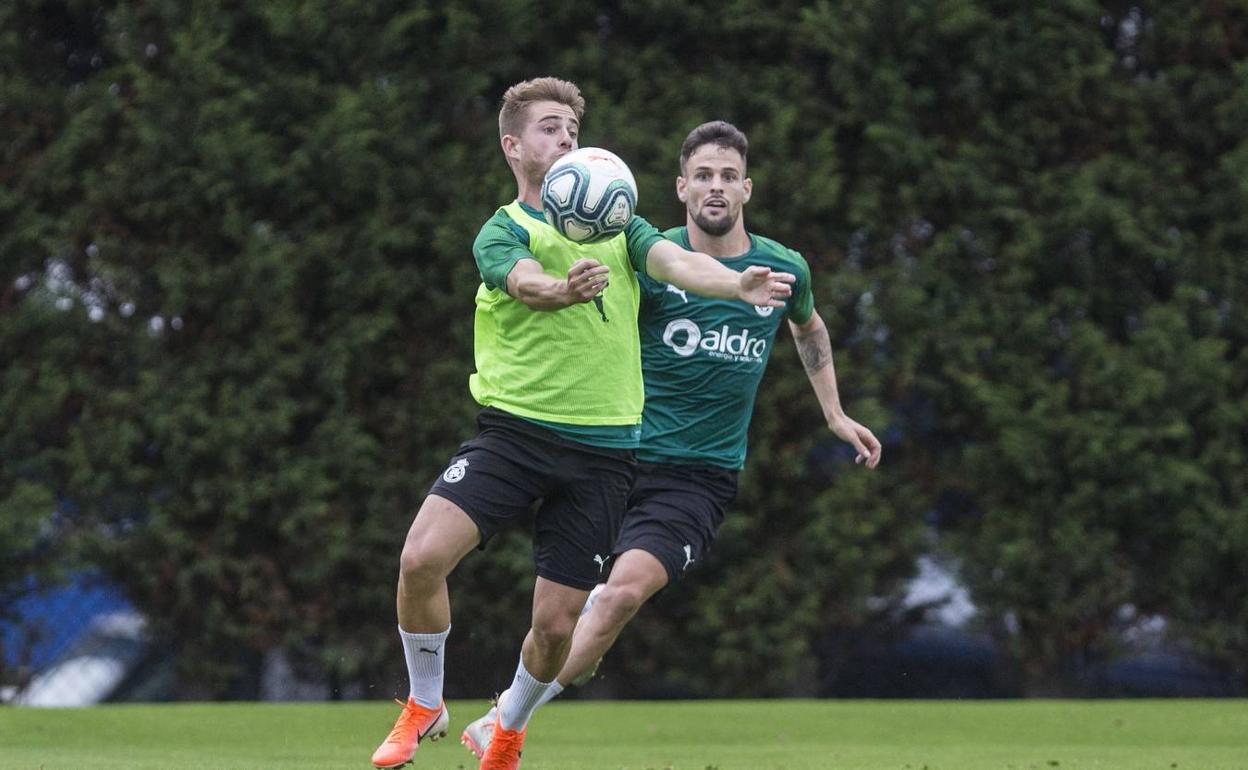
1;699;1245;770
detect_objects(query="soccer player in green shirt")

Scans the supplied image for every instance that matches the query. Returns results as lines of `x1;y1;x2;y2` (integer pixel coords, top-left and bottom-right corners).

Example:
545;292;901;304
461;121;882;759
370;80;796;770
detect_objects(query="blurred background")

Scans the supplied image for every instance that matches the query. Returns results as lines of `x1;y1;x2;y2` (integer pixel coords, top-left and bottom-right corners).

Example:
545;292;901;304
2;0;1245;706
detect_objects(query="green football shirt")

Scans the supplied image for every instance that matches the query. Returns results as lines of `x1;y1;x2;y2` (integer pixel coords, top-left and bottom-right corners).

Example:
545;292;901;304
637;227;814;468
469;201;664;449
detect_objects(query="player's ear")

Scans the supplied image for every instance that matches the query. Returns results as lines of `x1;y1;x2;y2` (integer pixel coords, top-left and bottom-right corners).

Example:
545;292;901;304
676;175;688;202
502;134;521;162
743;177;753;203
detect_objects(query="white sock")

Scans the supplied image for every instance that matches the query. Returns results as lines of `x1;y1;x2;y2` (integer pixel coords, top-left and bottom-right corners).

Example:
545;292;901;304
399;624;449;709
535;680;564;708
497;660;555;731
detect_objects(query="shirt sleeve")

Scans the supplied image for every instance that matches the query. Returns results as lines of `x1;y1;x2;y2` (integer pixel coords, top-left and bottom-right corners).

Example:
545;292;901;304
472;211;536;292
623;215;664;276
636;267;665;312
784;250;815;325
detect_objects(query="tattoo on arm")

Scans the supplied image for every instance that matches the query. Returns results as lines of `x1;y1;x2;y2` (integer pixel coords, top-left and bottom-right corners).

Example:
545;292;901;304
795;326;833;376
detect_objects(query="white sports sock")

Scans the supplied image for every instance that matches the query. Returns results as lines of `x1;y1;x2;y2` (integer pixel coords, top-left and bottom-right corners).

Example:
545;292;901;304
399;624;450;709
535;680;565;708
497;659;556;731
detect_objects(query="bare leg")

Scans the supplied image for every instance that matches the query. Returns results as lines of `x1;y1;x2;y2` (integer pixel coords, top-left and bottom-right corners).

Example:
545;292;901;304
371;495;481;768
556;549;669;685
520;577;592;680
489;577;590;734
463;554;668;756
397;494;481;632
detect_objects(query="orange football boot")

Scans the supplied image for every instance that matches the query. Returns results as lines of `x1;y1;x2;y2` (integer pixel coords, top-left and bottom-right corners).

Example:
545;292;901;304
478;718;526;770
371;697;449;768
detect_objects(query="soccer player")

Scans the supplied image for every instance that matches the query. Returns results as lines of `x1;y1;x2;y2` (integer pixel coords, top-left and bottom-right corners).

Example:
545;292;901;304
369;81;795;770
460;120;882;757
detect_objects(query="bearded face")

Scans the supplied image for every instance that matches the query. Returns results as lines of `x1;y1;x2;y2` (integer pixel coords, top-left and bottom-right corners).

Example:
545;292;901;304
678;144;751;239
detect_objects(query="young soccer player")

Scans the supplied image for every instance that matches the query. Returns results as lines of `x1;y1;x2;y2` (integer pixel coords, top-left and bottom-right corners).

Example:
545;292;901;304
369;83;795;770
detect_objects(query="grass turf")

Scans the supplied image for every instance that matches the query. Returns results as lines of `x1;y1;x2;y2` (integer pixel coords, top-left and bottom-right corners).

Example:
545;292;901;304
0;699;1245;770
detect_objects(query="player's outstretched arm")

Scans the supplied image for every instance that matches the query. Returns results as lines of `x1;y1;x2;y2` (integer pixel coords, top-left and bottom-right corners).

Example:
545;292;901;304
506;258;609;310
645;240;794;308
789;311;882;469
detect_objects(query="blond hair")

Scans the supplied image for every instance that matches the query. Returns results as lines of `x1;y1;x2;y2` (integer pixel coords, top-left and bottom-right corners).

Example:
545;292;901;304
498;77;585;139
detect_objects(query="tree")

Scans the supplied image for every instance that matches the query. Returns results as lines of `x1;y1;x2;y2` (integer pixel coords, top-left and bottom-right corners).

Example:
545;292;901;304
4;0;1244;699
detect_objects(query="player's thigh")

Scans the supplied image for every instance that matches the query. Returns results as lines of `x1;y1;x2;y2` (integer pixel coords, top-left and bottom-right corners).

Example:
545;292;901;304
401;494;482;575
533;448;635;591
426;432;552;551
605;548;670;602
616;464;738;584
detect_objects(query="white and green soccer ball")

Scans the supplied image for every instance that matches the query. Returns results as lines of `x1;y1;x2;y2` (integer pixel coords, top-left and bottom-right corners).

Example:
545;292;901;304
541;147;638;244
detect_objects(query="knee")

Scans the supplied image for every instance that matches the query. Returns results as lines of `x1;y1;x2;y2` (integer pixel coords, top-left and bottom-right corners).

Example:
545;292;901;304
530;609;578;649
398;543;450;592
595;583;648;626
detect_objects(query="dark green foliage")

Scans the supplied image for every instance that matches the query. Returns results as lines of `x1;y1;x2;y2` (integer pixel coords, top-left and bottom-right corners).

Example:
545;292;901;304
2;0;1244;697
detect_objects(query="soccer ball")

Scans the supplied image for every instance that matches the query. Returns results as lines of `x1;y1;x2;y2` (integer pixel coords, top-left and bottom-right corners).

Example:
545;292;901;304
541;147;638;244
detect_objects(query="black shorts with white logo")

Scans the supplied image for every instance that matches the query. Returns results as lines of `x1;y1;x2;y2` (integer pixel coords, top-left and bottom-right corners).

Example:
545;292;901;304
613;461;740;585
428;407;636;591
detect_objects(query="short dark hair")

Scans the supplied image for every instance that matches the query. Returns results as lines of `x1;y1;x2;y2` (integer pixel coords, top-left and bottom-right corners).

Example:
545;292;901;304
679;121;749;173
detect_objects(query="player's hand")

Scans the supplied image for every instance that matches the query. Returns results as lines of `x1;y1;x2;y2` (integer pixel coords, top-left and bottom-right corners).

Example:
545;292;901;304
829;414;882;469
565;259;610;303
738;266;795;308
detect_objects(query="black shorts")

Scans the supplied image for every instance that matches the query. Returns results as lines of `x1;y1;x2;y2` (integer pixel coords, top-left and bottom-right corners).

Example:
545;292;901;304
428;408;636;590
613;461;740;584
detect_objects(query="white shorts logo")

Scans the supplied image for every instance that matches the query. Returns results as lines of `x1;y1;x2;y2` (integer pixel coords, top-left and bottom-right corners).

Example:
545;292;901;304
442;459;469;483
